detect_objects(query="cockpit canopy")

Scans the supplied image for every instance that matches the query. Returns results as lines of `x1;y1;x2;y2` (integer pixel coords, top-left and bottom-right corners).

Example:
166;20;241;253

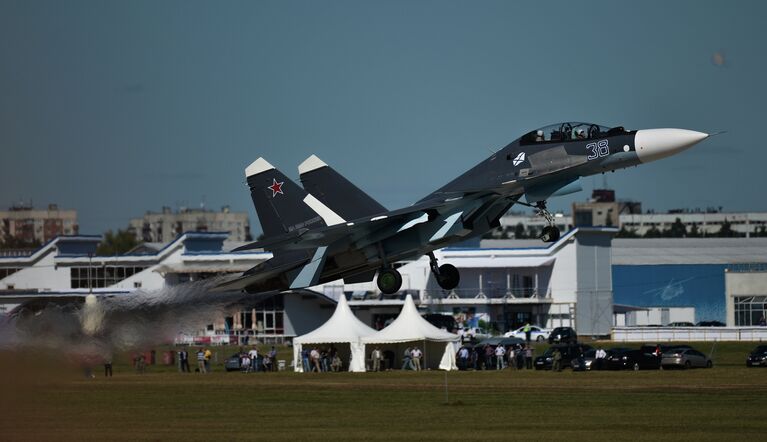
520;122;626;145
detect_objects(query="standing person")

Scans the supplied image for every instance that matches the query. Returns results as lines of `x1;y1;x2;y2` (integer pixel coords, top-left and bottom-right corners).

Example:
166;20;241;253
516;345;525;370
248;347;259;373
523;323;532;344
470;346;479;370
523;346;533;369
508;346;516;370
495;345;506;370
268;346;278;372
402;347;413;370
301;348;310;372
203;348;213;373
371;347;383;372
552;348;562;372
484;344;494;370
411;347;422;371
196;348;207;374
310;347;321;372
595;347;607;370
104;358;112;377
178;348;190;373
457;346;469;371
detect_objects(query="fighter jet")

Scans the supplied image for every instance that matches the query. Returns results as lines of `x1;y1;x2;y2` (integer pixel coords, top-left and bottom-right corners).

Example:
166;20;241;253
217;122;709;295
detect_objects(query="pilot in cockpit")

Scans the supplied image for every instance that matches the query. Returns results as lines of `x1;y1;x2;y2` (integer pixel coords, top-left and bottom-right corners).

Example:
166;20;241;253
574;128;586;140
535;130;545;142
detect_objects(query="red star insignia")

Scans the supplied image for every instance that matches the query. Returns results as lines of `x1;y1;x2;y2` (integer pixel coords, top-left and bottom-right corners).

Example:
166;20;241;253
268;178;284;197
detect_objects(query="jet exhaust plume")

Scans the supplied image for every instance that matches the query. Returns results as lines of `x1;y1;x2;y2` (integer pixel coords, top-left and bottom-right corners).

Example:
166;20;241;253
0;279;250;361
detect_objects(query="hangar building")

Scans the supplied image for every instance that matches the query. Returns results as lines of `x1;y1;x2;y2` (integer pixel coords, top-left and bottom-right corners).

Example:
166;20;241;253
2;229;766;341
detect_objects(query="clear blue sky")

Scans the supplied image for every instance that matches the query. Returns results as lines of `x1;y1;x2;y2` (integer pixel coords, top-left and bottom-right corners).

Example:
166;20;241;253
1;0;765;235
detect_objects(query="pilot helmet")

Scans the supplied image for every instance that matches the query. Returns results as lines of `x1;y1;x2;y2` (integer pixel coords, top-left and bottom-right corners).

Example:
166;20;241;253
576;128;585;138
536;130;543;136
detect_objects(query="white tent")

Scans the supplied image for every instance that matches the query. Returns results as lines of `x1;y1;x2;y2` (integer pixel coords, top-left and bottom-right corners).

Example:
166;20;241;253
293;295;377;372
361;294;460;371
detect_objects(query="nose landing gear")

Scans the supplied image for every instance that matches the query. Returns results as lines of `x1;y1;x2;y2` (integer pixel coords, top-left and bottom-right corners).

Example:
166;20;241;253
518;200;561;243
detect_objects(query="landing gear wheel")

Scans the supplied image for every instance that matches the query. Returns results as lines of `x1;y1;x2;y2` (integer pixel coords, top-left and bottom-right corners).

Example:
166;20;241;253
540;225;560;243
436;264;460;290
377;268;402;294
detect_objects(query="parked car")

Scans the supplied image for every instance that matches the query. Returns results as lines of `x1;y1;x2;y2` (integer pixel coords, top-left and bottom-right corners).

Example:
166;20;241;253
746;345;767;367
459;327;490;342
225;353;263;372
661;348;713;369
696;321;725;327
422;314;457;332
503;325;551;342
547;327;577;344
667;322;694;327
534;344;592;370
604;348;662;371
639;344;692;357
224;353;244;371
573;348;629;371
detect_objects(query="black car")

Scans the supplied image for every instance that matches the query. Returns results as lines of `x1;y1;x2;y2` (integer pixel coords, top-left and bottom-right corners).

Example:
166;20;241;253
534;344;592;370
696;321;725;327
224;353;264;372
605;348;662;371
422;314;457;332
746;345;767;367
547;327;577;344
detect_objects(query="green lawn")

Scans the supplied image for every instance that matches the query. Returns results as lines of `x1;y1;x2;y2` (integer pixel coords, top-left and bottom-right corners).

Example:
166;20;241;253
2;342;766;441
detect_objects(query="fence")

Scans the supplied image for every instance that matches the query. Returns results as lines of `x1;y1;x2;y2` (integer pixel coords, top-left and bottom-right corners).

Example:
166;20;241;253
612;326;767;342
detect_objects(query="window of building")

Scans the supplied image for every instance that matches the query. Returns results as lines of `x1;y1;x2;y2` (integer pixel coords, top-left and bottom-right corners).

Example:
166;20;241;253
734;296;767;326
0;268;20;279
70;265;147;289
252;294;285;335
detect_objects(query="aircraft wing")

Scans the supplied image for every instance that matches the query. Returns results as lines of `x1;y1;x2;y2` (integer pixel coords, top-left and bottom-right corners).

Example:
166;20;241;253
235;189;505;253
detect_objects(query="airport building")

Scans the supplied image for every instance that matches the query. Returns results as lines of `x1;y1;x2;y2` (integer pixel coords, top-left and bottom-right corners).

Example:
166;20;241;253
128;206;251;243
2;229;767;341
499;210;767;238
0;203;78;249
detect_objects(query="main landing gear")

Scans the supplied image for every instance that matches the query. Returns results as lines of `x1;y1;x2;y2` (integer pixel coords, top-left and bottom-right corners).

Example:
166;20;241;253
376;253;461;295
518;200;560;243
429;252;460;290
377;268;402;294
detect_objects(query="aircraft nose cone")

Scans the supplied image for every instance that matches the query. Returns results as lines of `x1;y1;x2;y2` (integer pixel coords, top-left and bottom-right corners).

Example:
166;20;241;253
634;128;708;163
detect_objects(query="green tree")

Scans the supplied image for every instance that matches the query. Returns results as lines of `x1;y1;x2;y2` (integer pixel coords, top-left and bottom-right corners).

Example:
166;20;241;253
644;226;662;238
717;218;736;237
688;223;701;238
96;229;140;256
666;217;687;238
616;226;639;238
0;235;41;250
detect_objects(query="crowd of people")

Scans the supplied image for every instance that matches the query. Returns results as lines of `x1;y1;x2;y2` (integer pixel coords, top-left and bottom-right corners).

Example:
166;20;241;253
457;343;535;371
301;345;344;372
230;346;279;372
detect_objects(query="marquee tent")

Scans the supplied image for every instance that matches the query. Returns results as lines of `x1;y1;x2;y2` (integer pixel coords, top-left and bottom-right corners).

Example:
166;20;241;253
293;294;376;372
361;294;460;371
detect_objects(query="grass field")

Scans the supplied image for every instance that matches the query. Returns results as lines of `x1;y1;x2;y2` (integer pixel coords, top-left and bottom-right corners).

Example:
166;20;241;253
2;341;766;441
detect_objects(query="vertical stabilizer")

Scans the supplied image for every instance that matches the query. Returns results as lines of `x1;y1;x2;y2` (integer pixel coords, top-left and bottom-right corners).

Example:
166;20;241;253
298;155;386;221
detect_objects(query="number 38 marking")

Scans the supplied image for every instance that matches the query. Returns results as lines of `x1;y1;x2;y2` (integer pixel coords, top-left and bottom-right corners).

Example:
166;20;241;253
586;140;609;160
